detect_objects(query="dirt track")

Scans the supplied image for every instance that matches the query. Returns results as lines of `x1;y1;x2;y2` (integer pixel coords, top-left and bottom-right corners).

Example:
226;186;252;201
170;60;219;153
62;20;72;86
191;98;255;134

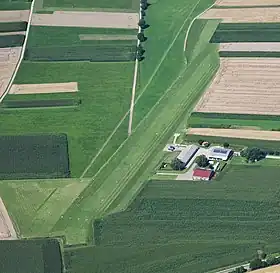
251;265;280;273
215;0;280;6
188;128;280;141
195;58;280;115
0;10;29;22
32;11;139;29
219;43;280;52
0;47;22;98
200;7;280;22
0;198;17;240
79;34;136;41
10;82;78;95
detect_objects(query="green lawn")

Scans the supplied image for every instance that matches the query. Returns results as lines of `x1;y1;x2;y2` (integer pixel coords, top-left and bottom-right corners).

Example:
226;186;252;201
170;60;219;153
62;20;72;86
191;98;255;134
42;0;139;11
63;161;280;273
0;178;90;237
0;61;134;177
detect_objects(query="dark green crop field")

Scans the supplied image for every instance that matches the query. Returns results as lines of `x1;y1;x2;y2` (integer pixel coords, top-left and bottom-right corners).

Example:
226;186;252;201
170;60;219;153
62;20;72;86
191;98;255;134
219;51;280;57
0;238;62;273
42;0;139;11
0;1;31;10
0;22;27;32
0;134;70;179
27;26;136;47
2;98;81;108
0;34;25;48
210;23;280;43
64;162;280;273
188;112;280;130
24;44;136;62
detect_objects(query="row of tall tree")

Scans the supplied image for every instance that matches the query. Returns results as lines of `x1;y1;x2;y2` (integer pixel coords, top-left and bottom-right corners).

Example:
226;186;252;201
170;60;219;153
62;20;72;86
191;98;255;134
136;0;149;61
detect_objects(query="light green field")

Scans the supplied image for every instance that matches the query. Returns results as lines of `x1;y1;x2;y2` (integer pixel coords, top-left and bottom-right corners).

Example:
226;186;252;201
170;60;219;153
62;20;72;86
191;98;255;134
0;178;90;237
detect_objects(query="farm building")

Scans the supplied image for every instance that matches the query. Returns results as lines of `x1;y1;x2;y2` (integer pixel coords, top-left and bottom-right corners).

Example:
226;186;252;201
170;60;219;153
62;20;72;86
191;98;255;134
192;168;214;181
208;146;233;161
176;144;199;166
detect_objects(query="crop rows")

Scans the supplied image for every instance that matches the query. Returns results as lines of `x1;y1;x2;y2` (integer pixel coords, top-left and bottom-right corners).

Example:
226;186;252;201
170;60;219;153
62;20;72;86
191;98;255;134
0;22;27;32
0;35;25;48
0;134;70;180
24;44;136;62
0;239;62;273
219;51;280;57
2;98;81;108
210;23;280;43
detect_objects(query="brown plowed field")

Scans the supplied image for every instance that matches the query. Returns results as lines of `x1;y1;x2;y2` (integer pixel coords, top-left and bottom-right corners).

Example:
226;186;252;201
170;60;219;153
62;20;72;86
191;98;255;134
0;10;29;22
195;58;280;115
0;47;21;98
10;82;78;95
251;264;280;273
0;198;17;240
200;7;280;22
219;43;280;52
187;128;280;141
32;11;138;29
215;0;280;6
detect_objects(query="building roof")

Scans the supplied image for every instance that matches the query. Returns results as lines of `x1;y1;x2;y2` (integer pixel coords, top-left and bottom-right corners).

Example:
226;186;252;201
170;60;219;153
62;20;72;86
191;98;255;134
177;144;199;164
193;168;213;178
209;146;232;158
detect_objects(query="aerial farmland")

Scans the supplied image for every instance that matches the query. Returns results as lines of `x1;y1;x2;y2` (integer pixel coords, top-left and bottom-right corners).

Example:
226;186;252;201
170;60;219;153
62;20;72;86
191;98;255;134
2;0;280;273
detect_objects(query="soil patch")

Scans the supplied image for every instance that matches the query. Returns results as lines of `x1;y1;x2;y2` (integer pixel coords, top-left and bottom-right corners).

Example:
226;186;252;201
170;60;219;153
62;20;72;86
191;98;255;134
0;10;29;23
10;82;78;94
188;128;280;141
79;34;136;40
195;58;280;115
219;42;280;52
200;7;280;22
32;11;138;29
0;198;17;240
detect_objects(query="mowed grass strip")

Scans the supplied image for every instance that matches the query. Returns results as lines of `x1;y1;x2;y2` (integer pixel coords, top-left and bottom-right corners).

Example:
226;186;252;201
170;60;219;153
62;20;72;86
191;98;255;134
0;61;134;177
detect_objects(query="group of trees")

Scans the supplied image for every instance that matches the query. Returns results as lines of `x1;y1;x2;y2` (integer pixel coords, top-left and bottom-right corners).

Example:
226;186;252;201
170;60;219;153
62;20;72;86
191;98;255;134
195;155;209;168
136;0;149;61
240;147;267;163
249;256;280;271
229;266;247;273
171;158;185;171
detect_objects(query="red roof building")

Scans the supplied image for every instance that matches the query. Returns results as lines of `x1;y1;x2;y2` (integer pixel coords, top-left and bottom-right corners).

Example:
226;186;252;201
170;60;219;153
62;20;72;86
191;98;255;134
192;168;214;181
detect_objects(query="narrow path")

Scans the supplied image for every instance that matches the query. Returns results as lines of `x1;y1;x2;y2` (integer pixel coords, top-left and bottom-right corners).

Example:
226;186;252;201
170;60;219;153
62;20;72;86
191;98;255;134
183;1;216;52
0;0;36;103
127;2;141;136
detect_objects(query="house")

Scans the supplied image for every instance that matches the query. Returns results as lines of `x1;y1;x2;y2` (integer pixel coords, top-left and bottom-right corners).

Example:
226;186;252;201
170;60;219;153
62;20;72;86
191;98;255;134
208;146;233;161
192;168;214;181
176;144;199;167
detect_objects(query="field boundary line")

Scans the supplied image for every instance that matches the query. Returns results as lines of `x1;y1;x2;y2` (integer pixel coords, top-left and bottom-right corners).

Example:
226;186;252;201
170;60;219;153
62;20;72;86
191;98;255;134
80;1;201;177
127;1;141;136
183;1;216;52
0;0;35;103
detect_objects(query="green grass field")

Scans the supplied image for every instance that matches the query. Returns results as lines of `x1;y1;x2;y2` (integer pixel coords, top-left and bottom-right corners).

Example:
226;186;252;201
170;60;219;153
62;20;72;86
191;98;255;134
0;178;90;237
41;0;139;11
63;159;280;273
0;61;134;177
0;1;31;10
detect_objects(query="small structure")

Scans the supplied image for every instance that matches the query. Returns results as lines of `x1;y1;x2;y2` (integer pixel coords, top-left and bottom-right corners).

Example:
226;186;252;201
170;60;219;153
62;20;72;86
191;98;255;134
192;168;214;181
208;146;233;161
176;144;199;167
